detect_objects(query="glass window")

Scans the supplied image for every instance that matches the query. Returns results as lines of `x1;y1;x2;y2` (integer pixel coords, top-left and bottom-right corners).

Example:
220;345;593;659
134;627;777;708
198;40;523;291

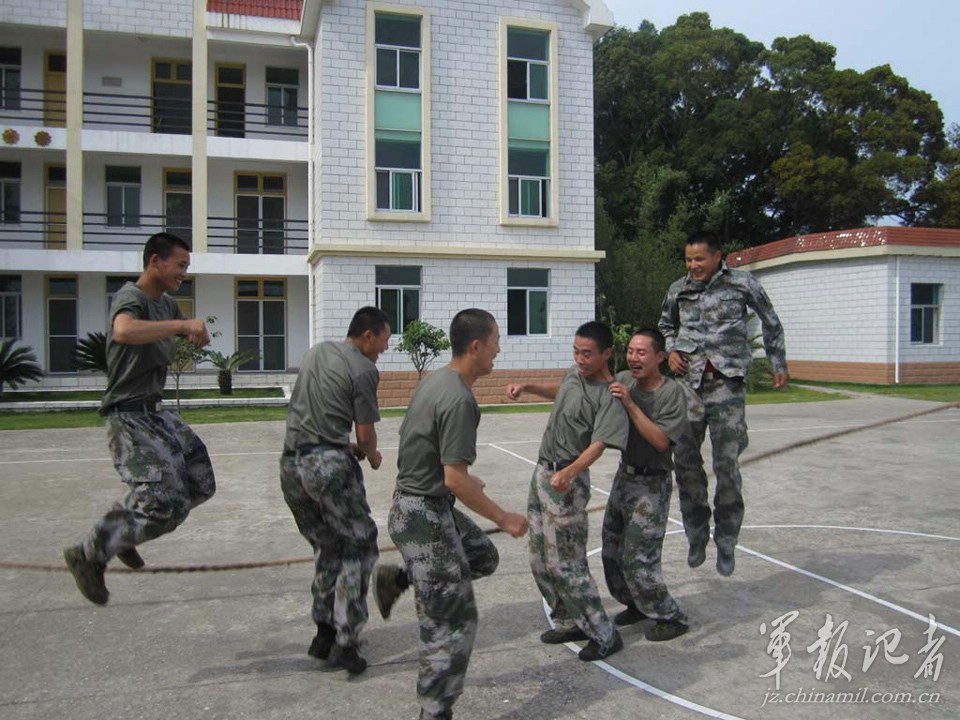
376;265;421;332
47;276;77;373
236;278;286;371
910;283;941;345
152;58;191;134
105;165;141;227
235;173;287;254
0;160;20;225
0;274;21;339
266;67;299;127
0;46;21;110
507;268;549;336
164;169;192;242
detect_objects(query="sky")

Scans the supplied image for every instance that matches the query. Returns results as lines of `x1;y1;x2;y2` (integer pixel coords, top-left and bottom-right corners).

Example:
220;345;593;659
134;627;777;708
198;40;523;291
601;0;958;131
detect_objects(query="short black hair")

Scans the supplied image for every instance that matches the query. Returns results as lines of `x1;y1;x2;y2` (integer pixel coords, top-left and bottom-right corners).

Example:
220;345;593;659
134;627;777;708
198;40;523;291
347;306;391;338
632;328;666;354
450;309;497;357
575;321;614;352
143;231;191;269
685;229;722;253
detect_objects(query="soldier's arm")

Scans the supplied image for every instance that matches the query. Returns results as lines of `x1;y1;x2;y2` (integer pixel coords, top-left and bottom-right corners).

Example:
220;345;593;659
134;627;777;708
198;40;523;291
355;423;381;469
444;463;528;538
549;440;607;493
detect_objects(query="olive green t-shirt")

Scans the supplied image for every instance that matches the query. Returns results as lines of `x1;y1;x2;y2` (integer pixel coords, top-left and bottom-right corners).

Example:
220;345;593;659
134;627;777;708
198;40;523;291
283;340;380;451
614;371;689;471
537;366;628;464
100;282;184;413
395;366;480;497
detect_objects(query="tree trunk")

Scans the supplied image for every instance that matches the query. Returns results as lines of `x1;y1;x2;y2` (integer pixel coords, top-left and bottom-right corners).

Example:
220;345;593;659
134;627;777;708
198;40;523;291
218;370;233;395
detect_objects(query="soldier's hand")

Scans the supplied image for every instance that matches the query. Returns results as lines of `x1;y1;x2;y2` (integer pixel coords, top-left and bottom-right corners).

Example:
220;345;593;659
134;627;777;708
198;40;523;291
184;319;210;347
368;450;382;470
668;351;688;375
499;512;529;538
609;382;635;409
773;372;789;390
506;383;524;400
350;443;366;460
550;470;573;493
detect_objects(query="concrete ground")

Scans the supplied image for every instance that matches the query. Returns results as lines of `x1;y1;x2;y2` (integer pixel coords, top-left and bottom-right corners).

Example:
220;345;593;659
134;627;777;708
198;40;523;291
0;393;957;719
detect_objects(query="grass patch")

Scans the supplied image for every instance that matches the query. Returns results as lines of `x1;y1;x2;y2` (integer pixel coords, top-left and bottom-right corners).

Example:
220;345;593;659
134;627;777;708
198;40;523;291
800;382;960;403
1;387;284;402
746;384;842;405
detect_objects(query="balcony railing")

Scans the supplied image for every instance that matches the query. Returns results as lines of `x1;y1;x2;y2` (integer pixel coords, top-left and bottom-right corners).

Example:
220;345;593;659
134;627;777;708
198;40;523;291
0;211;308;254
0;87;307;140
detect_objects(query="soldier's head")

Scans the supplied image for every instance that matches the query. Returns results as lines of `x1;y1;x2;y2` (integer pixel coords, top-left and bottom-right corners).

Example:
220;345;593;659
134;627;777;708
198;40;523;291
450;309;499;376
347;306;392;362
573;321;613;381
142;232;192;293
626;329;666;385
685;229;723;284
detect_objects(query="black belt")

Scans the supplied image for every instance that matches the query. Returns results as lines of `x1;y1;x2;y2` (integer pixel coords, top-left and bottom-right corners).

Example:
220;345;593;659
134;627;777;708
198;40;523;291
620;463;669;477
106;399;162;414
540;459;574;472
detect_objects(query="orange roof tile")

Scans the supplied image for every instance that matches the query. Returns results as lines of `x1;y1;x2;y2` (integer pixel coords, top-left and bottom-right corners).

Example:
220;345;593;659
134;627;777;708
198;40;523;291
207;0;303;21
727;226;960;267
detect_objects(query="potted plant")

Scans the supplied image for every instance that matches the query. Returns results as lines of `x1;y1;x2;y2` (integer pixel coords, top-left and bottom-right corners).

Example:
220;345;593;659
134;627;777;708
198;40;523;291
203;349;259;395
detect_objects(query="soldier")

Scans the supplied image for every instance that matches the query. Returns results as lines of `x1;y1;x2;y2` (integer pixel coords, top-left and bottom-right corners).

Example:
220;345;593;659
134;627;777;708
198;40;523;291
279;306;391;675
63;231;215;605
507;321;628;662
604;330;690;641
659;229;788;576
374;309;528;720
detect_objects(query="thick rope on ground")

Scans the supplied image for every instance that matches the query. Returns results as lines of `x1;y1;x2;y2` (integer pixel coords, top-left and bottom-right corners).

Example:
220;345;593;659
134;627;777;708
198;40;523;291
3;400;956;574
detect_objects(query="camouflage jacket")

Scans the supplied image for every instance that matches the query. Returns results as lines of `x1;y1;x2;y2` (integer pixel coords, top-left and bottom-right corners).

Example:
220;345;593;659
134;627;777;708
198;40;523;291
658;263;787;387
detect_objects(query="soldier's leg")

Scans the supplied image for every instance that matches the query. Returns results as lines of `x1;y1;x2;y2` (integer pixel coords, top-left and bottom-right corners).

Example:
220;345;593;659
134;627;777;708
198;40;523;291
541;472;617;651
389;492;477;719
299;448;378;648
163;412;216;508
621;473;686;623
705;377;747;574
452;506;499;580
673;383;711;556
601;469;634;609
528;463;572;630
83;414;193;565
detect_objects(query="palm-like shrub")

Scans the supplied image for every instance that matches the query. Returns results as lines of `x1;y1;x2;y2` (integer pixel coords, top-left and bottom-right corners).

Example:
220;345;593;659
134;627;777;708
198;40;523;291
203;349;259;395
71;331;108;374
0;339;44;395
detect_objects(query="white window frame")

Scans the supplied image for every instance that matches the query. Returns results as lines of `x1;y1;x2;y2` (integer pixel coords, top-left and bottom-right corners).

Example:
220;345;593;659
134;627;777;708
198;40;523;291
367;3;431;222
0;274;21;340
910;283;941;345
499;18;559;227
265;67;300;127
507;268;550;336
105;166;141;228
236;278;287;372
46;275;77;374
375;265;422;332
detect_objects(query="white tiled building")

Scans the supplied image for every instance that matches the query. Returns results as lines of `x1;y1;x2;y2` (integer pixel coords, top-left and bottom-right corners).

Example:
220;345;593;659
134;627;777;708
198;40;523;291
727;227;960;384
0;0;613;404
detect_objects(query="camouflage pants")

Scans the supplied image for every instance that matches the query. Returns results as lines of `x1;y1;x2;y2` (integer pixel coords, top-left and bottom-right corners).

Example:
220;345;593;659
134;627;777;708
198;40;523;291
280;446;378;647
388;490;499;719
673;375;748;553
83;410;216;565
527;462;616;650
601;466;686;622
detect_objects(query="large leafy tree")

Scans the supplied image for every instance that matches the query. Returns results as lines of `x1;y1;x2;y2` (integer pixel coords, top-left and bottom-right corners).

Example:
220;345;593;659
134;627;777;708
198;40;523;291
594;13;953;324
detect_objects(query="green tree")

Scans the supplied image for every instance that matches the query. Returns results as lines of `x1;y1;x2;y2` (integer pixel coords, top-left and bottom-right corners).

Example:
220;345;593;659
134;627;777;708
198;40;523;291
0;339;44;395
396;320;450;381
169;316;218;411
71;331;108;374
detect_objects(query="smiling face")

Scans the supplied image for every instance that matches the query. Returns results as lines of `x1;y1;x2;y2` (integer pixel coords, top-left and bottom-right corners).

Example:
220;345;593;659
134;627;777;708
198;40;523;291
359;326;392;363
573;335;611;381
152;245;191;293
474;322;501;377
626;333;665;386
685;241;723;284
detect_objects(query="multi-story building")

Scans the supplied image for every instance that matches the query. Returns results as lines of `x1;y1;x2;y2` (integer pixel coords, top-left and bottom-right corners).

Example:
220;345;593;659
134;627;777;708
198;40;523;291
0;0;613;404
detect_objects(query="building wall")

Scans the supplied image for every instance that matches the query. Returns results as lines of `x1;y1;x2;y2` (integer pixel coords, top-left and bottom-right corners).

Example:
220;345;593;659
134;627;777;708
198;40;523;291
752;254;960;384
314;254;592;371
84;0;194;37
315;0;595;249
